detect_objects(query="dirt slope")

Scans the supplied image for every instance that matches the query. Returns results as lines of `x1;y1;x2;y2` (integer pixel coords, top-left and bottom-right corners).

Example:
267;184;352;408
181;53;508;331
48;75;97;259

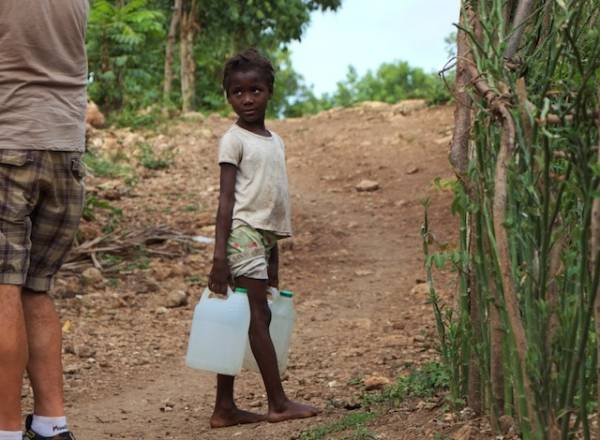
27;102;466;439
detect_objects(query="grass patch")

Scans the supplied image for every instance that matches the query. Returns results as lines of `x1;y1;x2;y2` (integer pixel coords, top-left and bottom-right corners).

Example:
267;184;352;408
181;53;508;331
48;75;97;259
125;247;150;271
299;363;449;440
343;426;378;439
185;275;205;285
82;194;123;233
83;152;133;179
107;105;173;130
347;377;364;386
100;254;124;268
137;142;172;170
432;176;458;192
362;362;449;407
298;412;375;440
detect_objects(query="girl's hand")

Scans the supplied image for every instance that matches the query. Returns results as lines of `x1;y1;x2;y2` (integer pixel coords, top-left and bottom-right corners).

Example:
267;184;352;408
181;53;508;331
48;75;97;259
209;258;231;295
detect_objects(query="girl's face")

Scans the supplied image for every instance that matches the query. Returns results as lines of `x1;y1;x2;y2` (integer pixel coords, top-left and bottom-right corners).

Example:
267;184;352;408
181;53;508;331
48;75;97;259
226;69;272;125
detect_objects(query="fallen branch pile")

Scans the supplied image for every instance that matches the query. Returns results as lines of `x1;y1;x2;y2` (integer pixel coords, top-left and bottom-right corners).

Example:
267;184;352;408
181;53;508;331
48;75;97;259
63;226;210;272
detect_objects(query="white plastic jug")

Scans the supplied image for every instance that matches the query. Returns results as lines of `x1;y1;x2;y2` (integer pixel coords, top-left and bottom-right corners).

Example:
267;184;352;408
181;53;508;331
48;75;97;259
270;289;296;374
186;287;250;376
242;288;296;375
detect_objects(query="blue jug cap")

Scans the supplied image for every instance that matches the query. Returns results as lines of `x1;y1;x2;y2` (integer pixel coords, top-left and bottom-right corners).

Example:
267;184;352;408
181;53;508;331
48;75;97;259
280;290;293;298
234;287;248;294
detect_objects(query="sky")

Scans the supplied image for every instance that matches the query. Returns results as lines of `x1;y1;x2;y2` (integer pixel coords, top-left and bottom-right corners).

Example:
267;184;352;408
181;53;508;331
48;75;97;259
289;0;461;96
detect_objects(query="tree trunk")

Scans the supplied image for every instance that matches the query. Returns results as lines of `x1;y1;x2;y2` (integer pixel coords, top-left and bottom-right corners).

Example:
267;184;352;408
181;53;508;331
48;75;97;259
448;7;472;180
592;89;600;438
467;253;483;415
451;6;483;416
164;0;182;101
180;0;198;112
488;241;505;423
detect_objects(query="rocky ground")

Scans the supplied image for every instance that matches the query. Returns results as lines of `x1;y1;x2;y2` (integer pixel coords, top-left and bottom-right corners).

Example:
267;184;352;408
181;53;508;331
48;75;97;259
21;101;503;439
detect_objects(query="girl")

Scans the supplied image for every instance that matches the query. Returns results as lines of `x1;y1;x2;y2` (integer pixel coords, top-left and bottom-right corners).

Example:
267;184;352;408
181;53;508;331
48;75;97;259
208;49;318;428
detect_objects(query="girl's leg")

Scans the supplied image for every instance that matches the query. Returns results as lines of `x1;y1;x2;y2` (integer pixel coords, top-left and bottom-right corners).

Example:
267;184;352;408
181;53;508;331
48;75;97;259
210;374;266;428
237;276;318;423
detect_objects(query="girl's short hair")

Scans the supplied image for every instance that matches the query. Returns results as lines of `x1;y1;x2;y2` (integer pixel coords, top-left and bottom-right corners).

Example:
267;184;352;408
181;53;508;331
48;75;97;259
222;49;275;95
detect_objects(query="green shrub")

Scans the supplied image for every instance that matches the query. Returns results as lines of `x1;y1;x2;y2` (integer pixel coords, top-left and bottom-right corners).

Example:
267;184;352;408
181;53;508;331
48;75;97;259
362;362;450;407
137;142;172;170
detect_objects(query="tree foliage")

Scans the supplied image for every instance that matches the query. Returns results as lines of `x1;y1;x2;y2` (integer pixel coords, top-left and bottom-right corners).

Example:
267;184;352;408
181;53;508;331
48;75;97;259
87;0;341;114
87;0;165;109
86;0;450;121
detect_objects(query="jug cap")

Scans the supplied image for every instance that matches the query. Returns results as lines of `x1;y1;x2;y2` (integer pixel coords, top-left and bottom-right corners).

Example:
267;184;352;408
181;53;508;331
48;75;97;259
280;290;294;298
234;287;248;294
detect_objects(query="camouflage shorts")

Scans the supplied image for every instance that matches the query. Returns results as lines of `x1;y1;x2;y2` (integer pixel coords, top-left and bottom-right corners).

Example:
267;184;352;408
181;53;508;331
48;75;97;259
227;225;278;280
0;150;85;292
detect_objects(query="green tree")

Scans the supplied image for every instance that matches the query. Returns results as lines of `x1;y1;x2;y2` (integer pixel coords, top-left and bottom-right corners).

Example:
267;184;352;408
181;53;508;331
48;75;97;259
162;0;342;112
87;0;165;109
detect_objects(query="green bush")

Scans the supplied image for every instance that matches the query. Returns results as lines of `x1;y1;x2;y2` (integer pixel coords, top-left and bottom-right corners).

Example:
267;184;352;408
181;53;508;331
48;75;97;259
362;362;450;407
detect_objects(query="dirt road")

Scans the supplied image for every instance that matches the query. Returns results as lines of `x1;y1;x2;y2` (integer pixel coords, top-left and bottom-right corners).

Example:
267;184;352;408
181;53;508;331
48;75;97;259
38;102;457;439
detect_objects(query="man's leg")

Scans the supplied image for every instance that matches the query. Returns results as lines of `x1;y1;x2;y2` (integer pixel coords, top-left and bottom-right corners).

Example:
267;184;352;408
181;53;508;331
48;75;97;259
0;285;28;431
21;290;64;417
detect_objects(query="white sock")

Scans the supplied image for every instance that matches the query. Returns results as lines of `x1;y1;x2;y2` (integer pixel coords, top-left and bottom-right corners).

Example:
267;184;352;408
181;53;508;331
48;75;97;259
31;415;69;436
0;431;22;440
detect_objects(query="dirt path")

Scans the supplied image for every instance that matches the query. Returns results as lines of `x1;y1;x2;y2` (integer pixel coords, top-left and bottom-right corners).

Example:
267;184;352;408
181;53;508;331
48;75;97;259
48;103;456;439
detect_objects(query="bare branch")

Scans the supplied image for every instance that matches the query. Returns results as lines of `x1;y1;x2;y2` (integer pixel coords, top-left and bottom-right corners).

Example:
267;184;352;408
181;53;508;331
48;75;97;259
504;0;537;61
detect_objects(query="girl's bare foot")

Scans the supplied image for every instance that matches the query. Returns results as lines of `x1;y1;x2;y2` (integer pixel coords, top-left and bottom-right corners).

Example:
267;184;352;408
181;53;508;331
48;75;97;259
267;400;319;423
210;407;267;428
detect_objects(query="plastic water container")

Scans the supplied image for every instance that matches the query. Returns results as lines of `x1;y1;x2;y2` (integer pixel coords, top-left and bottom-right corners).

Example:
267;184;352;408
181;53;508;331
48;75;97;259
243;288;296;375
186;287;250;376
271;289;296;374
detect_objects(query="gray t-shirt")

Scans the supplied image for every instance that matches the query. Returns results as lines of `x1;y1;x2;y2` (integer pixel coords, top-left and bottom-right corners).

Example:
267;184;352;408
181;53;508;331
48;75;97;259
0;0;89;151
218;124;292;237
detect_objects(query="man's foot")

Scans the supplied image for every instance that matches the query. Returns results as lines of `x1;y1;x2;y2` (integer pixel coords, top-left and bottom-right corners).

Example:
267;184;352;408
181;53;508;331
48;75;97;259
23;415;76;440
210;407;267;428
267;400;319;423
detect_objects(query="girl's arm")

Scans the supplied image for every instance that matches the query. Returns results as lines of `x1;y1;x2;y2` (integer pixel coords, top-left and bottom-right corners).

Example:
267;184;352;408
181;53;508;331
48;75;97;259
208;163;237;294
268;242;279;288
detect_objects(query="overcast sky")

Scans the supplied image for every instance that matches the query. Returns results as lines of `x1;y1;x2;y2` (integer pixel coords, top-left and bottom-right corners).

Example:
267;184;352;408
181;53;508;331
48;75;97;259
289;0;461;95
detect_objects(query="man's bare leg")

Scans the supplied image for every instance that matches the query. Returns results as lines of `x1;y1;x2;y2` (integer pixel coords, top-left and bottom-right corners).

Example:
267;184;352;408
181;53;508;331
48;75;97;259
21;290;65;417
0;285;28;431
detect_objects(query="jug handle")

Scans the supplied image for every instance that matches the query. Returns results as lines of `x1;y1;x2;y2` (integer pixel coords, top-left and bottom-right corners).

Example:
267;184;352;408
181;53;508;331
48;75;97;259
268;286;280;300
202;286;234;302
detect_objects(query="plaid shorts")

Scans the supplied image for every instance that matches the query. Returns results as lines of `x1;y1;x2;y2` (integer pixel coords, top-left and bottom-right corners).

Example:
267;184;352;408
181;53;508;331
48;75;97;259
0;150;85;292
